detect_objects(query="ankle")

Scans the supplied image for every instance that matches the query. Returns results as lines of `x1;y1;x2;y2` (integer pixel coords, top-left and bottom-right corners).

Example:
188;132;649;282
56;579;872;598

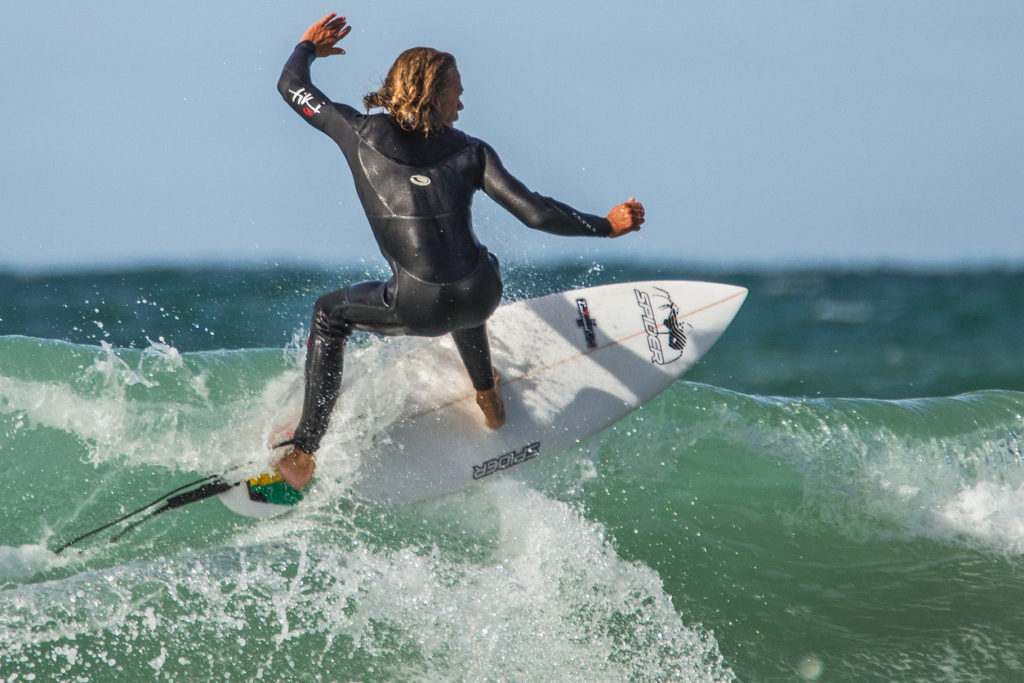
475;385;506;430
275;446;316;490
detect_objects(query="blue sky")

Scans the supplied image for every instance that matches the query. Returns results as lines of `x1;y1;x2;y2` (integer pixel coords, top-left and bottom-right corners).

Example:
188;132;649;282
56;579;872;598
2;1;1022;271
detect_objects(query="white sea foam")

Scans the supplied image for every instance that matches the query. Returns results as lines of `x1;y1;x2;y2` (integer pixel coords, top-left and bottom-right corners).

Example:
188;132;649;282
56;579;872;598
0;480;733;681
933;481;1024;554
3;335;733;680
856;434;1024;556
746;391;1024;557
0;544;57;583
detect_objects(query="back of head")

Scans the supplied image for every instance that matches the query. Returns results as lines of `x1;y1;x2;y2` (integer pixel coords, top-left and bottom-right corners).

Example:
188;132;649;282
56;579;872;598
364;47;457;136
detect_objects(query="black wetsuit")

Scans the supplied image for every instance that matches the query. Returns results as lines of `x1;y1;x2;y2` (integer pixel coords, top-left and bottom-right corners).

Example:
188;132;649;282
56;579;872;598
279;41;612;453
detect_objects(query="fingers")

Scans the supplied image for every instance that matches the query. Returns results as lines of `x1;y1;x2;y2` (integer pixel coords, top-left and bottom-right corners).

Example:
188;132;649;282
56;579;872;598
319;13;349;27
606;199;644;238
326;16;349;33
328;20;352;48
320;13;349;36
304;13;352;56
624;197;645;226
624;199;644;232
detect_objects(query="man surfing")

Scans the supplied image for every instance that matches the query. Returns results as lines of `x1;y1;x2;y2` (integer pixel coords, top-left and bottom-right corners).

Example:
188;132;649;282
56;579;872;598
271;13;644;492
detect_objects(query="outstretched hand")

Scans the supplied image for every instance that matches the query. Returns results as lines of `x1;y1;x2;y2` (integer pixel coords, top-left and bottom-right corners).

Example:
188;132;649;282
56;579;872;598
301;13;352;57
606;197;645;237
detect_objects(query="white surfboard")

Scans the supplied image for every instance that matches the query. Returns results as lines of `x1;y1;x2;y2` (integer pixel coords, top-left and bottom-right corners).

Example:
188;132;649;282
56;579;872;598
219;280;746;516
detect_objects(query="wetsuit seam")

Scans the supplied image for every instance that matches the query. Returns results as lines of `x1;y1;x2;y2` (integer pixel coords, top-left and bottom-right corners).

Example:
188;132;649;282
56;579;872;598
365;211;461;220
356;129;478;171
396;250;493;287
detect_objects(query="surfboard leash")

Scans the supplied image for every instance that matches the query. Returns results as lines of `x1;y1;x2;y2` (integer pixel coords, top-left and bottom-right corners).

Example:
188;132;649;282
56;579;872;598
52;475;238;554
106;478;238;544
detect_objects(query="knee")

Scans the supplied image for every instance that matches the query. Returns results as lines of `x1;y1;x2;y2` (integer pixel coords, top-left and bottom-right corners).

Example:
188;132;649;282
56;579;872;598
312;292;352;339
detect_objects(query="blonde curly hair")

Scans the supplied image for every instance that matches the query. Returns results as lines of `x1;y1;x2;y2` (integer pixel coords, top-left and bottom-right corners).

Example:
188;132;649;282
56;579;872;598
364;47;458;136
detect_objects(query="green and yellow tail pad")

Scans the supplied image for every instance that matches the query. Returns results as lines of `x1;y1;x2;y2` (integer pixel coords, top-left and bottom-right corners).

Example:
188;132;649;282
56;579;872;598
246;473;304;506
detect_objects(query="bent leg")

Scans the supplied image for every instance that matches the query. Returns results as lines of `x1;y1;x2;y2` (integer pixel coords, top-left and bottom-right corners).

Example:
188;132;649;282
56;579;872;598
292;281;406;453
280;282;404;488
290;289;353;455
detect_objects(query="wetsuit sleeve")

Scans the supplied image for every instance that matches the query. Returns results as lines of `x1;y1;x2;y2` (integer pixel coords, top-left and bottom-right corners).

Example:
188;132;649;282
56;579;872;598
277;41;362;142
478;143;613;237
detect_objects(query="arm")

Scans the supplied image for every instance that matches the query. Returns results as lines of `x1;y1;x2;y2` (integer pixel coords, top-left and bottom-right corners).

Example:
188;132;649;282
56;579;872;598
479;144;644;238
277;14;355;132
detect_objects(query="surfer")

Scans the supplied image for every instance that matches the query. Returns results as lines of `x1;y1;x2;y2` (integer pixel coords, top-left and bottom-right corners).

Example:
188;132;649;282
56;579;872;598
273;13;645;490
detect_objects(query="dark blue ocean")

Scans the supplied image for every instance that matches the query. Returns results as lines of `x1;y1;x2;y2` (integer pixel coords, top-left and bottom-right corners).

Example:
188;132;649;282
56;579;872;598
2;262;1023;681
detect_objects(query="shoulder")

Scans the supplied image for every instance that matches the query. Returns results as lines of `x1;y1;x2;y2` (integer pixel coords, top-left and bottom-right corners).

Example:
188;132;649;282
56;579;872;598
426;127;485;163
456;129;487;150
335;108;398;136
431;126;480;151
449;131;497;163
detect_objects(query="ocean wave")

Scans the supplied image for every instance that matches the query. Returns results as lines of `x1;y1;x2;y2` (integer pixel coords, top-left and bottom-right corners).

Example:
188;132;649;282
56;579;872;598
628;383;1024;557
4;334;1024;680
1;480;732;682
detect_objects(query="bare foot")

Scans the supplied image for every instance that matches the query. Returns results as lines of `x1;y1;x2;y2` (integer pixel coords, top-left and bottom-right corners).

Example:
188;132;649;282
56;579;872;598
275;446;316;490
475;369;506;429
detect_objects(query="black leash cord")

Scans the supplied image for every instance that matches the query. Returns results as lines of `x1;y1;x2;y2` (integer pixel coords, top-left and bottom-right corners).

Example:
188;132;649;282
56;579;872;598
108;479;237;544
53;474;223;554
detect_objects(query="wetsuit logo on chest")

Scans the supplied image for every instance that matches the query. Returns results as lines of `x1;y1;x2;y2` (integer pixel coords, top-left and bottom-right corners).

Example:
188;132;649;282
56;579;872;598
409;174;432;186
